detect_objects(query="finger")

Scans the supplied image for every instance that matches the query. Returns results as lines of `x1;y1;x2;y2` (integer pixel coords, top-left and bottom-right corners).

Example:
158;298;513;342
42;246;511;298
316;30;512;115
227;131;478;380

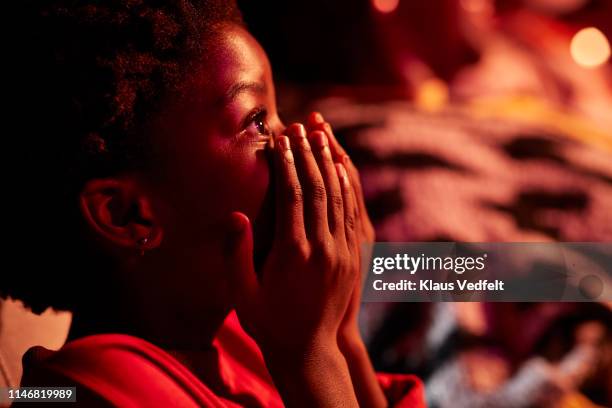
287;123;329;241
274;135;307;244
307;112;346;161
307;111;324;129
347;172;363;271
307;113;363;215
309;130;345;238
345;164;361;258
227;212;258;303
345;156;375;242
308;113;375;241
347;164;362;231
342;155;367;222
336;163;356;251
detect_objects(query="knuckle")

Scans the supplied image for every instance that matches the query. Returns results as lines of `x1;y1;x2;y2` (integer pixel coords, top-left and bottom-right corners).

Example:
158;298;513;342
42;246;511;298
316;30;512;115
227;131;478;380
286;185;304;205
312;237;333;256
311;244;335;269
309;181;327;204
286;240;309;261
336;250;352;273
345;213;357;231
329;194;344;212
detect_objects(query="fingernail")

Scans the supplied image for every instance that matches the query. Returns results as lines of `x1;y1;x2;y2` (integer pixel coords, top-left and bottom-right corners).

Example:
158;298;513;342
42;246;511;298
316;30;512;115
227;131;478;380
313;112;324;124
288;123;306;139
301;136;311;151
285;149;294;163
278;136;294;163
312;131;328;148
296;123;307;138
343;154;350;165
335;163;348;183
278;135;290;150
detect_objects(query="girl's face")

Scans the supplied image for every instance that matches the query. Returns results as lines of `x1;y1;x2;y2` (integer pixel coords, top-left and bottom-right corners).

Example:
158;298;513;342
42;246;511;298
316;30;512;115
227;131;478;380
152;24;282;233
129;24;283;334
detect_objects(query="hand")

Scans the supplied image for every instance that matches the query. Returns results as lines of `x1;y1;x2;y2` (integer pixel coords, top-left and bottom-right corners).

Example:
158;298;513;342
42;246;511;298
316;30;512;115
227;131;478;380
226;123;359;407
306;112;375;343
307;113;387;408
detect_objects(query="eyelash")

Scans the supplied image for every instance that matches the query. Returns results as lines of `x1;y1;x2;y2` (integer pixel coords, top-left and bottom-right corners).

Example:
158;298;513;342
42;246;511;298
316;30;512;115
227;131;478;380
242;107;271;137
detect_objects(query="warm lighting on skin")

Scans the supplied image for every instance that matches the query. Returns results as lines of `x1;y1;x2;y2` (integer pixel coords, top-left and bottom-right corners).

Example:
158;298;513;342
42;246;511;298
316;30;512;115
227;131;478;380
570;27;611;68
372;0;400;14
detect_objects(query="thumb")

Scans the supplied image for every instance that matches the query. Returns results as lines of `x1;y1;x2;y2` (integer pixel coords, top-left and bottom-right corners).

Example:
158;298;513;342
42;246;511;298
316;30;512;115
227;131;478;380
227;212;259;303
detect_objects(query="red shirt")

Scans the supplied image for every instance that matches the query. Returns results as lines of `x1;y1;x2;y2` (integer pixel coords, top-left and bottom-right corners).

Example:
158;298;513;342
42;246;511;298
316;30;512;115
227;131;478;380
21;312;425;407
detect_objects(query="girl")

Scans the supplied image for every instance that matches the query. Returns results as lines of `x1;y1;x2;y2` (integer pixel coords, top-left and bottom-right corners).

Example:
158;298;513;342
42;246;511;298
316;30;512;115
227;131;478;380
7;1;424;406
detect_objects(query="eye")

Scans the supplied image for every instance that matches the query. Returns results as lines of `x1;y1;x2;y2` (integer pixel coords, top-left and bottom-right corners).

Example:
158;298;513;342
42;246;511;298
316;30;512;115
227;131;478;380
252;111;269;135
244;107;271;137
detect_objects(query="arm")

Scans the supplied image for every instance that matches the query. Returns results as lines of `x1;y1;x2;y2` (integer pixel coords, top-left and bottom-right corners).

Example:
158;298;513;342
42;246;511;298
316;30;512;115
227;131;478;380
339;329;388;408
264;339;356;408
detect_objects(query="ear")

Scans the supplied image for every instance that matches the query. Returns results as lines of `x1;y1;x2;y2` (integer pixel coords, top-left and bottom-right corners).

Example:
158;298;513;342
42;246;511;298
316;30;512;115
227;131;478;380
79;178;163;253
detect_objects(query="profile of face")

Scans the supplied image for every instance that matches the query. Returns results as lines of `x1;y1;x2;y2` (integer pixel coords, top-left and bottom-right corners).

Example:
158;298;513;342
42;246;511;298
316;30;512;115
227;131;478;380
80;23;284;342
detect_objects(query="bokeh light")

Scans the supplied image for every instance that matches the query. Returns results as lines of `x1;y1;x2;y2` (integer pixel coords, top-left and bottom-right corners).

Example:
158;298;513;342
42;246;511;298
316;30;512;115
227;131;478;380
460;0;490;14
372;0;400;14
570;27;611;68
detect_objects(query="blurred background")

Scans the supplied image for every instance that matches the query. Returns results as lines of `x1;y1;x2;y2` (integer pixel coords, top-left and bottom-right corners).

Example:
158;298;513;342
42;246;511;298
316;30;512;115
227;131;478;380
236;0;612;406
2;0;611;407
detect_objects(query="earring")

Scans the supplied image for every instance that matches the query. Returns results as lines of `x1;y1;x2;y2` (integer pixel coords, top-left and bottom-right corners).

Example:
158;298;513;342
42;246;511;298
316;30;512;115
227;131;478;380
137;237;149;256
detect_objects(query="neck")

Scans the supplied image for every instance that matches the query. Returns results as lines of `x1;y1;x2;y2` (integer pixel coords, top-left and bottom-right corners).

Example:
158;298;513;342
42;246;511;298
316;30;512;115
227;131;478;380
68;286;229;351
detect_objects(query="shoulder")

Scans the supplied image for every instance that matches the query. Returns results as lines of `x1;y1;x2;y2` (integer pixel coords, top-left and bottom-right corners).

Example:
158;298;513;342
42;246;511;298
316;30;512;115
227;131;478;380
21;334;225;408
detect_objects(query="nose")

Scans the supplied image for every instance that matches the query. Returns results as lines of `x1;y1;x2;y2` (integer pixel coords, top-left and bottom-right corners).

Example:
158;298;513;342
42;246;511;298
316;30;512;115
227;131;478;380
272;116;286;137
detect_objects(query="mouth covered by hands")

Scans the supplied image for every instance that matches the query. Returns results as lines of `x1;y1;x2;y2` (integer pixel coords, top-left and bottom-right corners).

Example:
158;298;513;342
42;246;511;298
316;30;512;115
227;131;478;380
225;113;382;407
227;120;359;353
227;112;375;352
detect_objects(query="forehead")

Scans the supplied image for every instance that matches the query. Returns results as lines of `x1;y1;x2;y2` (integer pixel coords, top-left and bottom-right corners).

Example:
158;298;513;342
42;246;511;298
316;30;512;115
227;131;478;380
194;24;271;101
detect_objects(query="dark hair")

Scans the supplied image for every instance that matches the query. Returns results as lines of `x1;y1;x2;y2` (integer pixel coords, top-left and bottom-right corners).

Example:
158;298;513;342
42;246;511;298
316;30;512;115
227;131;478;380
5;0;243;313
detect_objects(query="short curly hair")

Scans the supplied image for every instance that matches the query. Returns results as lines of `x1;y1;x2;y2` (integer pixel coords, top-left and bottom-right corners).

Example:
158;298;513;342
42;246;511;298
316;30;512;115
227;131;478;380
5;0;243;313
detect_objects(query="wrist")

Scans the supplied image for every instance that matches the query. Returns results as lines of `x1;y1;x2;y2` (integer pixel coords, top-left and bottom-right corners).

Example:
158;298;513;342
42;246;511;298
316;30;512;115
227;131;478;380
263;334;343;373
263;338;359;407
337;327;388;408
338;325;365;355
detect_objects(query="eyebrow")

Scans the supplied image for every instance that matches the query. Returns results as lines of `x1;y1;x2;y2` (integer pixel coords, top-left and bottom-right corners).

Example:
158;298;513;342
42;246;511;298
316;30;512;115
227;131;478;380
224;81;267;103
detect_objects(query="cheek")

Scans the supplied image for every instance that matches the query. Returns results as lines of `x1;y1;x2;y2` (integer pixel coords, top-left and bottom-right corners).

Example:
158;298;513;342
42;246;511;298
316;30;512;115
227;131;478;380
152;128;271;247
176;140;270;229
222;145;270;219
